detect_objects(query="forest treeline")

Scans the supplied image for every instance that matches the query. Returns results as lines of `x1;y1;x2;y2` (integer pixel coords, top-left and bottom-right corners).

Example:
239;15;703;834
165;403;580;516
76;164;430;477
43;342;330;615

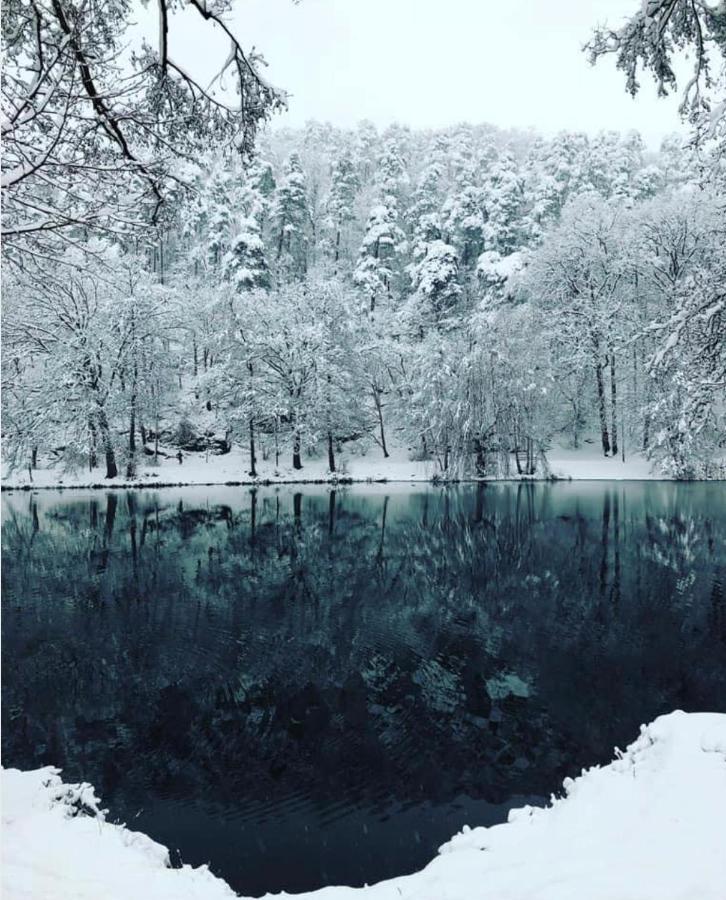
3;121;725;479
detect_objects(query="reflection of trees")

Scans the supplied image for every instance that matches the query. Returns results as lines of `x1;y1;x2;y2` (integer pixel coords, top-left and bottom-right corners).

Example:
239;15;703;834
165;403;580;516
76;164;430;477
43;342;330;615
1;484;724;861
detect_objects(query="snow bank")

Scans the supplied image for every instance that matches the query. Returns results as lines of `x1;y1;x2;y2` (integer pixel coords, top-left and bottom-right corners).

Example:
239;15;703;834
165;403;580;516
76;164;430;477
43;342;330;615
1;444;437;491
1;768;236;900
546;443;660;481
3;711;725;900
1;440;666;491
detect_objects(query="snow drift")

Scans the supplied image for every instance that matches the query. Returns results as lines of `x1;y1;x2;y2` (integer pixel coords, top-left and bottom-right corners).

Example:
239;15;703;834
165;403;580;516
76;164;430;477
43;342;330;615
2;711;725;900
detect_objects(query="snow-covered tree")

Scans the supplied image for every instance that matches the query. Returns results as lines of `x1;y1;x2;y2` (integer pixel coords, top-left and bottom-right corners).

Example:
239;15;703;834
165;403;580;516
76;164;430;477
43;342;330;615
587;0;726;148
3;114;724;483
635;191;726;476
354;204;406;312
223;217;270;292
2;242;173;478
483;152;529;255
405;220;462;332
324;150;361;267
1;0;284;266
273;153;311;280
525;195;633;458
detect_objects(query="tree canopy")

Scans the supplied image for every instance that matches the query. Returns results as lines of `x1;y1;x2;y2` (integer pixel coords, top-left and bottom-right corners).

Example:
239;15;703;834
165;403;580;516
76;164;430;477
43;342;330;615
1;0;285;264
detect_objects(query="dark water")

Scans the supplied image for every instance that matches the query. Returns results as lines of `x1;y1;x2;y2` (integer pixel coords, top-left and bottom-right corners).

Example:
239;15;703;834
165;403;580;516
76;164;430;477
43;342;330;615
2;482;725;895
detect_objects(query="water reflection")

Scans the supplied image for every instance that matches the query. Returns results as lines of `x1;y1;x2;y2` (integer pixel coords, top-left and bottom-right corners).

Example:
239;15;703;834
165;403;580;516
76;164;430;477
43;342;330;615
2;483;725;895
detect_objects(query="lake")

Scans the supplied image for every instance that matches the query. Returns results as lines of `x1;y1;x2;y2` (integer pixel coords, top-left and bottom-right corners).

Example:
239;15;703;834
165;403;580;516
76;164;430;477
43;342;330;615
2;482;725;896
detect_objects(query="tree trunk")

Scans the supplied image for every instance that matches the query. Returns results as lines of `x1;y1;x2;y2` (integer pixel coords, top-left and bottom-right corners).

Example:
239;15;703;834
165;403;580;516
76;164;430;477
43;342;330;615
96;408;118;479
31;445;38;469
327;432;336;472
595;359;611;457
474;438;487;475
374;387;389;457
292;431;303;470
193;339;198;377
609;349;618;458
642;372;652;451
126;367;138;478
514;433;523;475
89;418;98;469
248;418;257;477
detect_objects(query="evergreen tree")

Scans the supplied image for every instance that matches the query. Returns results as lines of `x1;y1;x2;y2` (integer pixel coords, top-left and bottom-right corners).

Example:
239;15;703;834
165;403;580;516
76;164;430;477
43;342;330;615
223;215;270;292
483;151;529;255
273;153;311;280
406;226;462;332
354;204;407;312
324;150;361;267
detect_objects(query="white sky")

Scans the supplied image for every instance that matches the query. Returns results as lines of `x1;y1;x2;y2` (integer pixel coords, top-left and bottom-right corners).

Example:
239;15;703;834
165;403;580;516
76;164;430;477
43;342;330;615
155;0;687;148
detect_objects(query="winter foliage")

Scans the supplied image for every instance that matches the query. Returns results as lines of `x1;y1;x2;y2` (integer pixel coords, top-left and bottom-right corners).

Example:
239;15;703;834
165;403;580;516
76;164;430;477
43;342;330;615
3;119;725;481
2;2;725;482
1;0;285;267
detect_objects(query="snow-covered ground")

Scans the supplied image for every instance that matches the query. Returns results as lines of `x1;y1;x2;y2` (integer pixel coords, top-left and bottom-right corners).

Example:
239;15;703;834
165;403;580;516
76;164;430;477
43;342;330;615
546;442;660;480
3;711;725;900
0;439;667;491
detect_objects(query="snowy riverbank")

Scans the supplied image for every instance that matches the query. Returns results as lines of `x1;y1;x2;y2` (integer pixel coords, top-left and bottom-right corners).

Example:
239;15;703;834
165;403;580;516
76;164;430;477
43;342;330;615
3;711;725;900
1;441;668;491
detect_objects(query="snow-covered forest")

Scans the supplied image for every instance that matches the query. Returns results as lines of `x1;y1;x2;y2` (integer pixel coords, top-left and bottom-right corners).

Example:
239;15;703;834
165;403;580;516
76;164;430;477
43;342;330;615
3;3;726;900
2;1;725;486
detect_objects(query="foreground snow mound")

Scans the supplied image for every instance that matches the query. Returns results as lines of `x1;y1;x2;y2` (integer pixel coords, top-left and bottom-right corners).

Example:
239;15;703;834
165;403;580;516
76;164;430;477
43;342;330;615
1;767;236;900
2;711;725;900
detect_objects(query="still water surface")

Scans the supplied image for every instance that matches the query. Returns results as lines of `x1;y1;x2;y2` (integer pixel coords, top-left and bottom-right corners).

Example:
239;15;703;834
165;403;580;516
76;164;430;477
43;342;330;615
2;483;725;895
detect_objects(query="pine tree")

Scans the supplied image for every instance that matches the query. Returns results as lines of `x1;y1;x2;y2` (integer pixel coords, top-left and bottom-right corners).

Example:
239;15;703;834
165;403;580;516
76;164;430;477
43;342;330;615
406;222;462;333
324;150;361;267
408;157;445;233
442;185;486;270
354;139;408;311
354;204;406;312
355;120;379;184
223;215;270;292
483;151;528;255
273;152;310;280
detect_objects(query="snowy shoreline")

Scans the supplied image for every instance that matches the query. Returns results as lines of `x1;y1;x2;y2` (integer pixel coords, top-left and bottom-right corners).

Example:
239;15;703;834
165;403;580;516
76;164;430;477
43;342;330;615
1;441;699;493
3;711;725;900
0;473;691;493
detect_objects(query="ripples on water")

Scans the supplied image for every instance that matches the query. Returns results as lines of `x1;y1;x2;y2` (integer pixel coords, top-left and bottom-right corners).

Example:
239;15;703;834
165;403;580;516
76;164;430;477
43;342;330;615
2;482;725;895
